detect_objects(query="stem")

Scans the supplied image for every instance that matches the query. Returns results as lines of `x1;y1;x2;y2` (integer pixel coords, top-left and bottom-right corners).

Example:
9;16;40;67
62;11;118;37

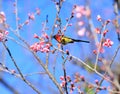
94;24;106;69
62;56;69;94
15;0;19;35
2;42;41;94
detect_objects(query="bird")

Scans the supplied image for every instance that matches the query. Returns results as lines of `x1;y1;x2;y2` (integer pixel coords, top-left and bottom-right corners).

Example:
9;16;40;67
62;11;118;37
53;34;90;45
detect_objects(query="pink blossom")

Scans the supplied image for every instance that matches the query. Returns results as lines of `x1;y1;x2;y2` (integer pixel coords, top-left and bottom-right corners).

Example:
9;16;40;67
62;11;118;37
34;33;39;38
4;30;9;35
76;13;82;18
36;8;40;15
80;75;85;81
84;8;91;17
60;76;64;81
11;70;16;74
60;81;65;87
103;29;108;36
97;15;102;21
77;27;86;36
106;19;111;25
0;30;9;41
78;21;84;26
70;82;76;93
74;6;81;12
68;23;72;26
28;13;35;20
66;75;71;82
93;50;97;55
95;28;100;34
103;39;113;47
30;41;51;53
25;20;30;25
75;5;85;14
95;79;99;85
41;47;50;53
42;33;49;39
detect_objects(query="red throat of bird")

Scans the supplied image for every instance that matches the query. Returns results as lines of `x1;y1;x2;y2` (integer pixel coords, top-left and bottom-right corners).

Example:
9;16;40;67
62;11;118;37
54;35;62;43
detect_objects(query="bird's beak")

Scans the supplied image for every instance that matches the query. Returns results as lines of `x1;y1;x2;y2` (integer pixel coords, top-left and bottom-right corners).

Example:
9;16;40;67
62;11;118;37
52;35;56;39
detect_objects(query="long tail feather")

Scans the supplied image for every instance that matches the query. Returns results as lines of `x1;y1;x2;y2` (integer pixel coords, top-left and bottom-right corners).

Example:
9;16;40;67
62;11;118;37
73;39;90;43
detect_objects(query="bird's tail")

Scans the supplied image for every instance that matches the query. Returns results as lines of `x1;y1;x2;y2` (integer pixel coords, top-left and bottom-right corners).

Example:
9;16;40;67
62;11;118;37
73;39;90;43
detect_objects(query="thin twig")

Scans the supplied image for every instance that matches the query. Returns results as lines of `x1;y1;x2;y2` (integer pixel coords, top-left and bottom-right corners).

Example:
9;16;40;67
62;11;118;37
110;39;120;67
94;44;120;94
2;42;41;94
53;46;120;89
15;0;19;35
50;0;64;40
62;56;69;94
94;24;106;69
8;28;64;94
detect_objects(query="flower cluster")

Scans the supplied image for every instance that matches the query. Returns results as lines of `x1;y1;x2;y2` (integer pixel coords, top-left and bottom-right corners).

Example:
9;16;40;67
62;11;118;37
30;33;51;53
59;73;87;93
60;73;107;93
74;5;90;18
60;75;75;93
30;41;51;53
93;15;113;54
73;5;91;36
103;39;114;47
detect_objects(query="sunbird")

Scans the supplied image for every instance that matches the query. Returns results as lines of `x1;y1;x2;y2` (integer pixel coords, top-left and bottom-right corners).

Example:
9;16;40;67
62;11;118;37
53;34;90;45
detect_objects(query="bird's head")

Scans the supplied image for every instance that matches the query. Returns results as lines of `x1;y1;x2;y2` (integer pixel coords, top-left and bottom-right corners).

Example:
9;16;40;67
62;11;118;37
52;34;62;43
53;34;61;39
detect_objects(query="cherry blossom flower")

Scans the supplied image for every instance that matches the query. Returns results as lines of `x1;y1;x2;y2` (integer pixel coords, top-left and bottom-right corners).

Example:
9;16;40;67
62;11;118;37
60;81;65;87
103;29;108;36
77;27;86;36
75;5;85;14
78;21;84;26
74;5;91;17
80;75;85;81
36;8;40;15
103;39;113;47
30;41;51;53
42;32;49;39
25;20;30;25
95;79;99;85
34;33;39;38
84;7;91;17
60;76;64;81
28;13;35;20
70;82;76;93
76;13;82;18
97;15;102;21
95;28;101;34
66;75;71;82
0;30;9;41
105;19;111;25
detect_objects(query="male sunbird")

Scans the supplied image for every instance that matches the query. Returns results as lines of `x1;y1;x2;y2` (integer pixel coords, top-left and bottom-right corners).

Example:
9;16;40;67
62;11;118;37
53;34;90;45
